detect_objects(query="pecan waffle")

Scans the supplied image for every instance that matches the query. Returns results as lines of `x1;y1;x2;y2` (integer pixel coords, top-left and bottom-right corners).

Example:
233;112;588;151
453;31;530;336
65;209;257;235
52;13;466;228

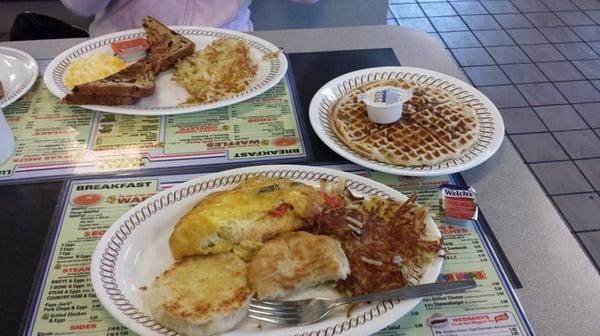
330;79;479;166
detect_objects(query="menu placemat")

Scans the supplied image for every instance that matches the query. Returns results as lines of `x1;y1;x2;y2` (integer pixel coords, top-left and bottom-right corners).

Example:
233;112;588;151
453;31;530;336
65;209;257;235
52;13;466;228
22;167;533;336
0;76;307;184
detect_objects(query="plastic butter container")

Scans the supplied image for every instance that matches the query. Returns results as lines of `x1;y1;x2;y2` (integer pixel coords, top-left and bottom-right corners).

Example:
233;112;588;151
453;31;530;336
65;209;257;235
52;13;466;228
111;38;150;63
361;86;412;124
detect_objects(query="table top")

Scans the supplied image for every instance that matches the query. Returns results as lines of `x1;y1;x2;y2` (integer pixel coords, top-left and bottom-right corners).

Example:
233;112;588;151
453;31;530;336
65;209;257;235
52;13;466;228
2;25;600;335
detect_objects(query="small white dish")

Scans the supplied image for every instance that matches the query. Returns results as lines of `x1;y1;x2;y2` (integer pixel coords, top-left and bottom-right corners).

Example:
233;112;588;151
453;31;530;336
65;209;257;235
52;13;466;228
361;85;412;124
0;47;39;108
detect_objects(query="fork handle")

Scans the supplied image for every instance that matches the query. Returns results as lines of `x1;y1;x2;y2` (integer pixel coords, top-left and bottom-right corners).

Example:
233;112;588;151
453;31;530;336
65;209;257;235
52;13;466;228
334;280;477;306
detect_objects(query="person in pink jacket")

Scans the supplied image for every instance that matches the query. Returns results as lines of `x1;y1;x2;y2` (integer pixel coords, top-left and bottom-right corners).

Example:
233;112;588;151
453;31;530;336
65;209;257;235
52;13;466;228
61;0;319;37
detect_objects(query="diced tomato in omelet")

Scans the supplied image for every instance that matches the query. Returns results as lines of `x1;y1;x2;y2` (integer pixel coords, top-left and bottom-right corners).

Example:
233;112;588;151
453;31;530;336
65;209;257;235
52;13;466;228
168;177;325;261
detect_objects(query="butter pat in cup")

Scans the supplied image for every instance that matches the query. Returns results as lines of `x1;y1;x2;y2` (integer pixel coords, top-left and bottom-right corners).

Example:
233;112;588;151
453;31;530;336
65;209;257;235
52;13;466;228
361;86;413;124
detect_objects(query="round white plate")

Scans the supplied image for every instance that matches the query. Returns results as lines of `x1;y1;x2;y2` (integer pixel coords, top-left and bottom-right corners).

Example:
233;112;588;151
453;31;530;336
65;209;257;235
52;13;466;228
91;165;442;336
43;26;287;115
309;66;504;176
0;47;38;108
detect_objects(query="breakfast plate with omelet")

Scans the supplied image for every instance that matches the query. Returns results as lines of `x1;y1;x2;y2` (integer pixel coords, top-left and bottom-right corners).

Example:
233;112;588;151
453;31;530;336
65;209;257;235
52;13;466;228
91;165;443;336
0;47;38;108
43;17;287;115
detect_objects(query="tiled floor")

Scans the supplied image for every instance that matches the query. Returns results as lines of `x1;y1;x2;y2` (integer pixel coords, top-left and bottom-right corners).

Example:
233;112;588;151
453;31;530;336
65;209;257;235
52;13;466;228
387;0;600;272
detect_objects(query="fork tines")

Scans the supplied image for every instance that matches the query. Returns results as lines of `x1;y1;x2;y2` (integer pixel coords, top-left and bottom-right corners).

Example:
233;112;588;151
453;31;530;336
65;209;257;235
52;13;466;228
248;298;303;325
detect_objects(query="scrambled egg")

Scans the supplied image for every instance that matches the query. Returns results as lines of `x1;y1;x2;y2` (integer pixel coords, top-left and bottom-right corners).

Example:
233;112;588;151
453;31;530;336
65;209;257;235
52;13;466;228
169;177;324;261
64;53;127;89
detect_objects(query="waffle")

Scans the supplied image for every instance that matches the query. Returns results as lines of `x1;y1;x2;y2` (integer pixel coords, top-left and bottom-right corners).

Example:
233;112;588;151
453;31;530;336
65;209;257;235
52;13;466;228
330;79;479;166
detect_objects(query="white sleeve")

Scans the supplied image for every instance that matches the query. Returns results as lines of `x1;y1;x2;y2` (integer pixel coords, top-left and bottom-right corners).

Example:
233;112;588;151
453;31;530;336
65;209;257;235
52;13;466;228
291;0;320;4
60;0;112;17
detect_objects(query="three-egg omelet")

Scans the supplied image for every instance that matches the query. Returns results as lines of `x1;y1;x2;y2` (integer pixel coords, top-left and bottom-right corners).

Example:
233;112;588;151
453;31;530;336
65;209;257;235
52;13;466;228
169;177;325;261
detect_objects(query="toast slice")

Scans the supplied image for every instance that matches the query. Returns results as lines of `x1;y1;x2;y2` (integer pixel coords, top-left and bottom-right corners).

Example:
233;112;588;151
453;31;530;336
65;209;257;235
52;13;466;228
0;81;4;99
67;57;155;97
62;93;140;106
149;253;251;336
247;231;350;299
143;16;195;73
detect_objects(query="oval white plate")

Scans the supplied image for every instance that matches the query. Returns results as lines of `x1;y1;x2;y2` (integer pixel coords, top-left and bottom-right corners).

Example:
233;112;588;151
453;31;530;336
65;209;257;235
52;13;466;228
0;47;38;108
43;26;287;116
91;165;442;336
309;66;504;176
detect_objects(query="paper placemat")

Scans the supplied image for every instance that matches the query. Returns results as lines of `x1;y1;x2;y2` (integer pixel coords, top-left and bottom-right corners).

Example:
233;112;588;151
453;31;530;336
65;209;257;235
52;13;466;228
0;75;307;183
22;166;534;336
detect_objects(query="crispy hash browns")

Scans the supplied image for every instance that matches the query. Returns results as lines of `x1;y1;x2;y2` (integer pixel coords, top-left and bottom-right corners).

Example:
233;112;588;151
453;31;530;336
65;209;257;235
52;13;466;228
173;37;258;104
311;191;442;296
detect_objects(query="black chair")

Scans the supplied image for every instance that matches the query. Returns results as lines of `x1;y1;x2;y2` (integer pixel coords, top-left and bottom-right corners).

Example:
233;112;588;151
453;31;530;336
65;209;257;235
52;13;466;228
10;12;88;41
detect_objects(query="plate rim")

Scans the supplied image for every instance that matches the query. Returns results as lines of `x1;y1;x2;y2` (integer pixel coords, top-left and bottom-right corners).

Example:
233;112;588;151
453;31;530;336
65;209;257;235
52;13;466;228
90;164;443;336
42;26;288;116
0;46;39;108
308;66;505;177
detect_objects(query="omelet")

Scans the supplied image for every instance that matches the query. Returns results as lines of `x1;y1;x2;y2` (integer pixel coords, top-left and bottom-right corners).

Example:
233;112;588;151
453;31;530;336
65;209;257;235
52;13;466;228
64;53;127;89
169;177;325;261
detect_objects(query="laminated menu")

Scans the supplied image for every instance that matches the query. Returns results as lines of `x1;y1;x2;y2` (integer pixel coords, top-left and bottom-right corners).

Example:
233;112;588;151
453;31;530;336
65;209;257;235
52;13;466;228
0;77;306;183
22;168;533;336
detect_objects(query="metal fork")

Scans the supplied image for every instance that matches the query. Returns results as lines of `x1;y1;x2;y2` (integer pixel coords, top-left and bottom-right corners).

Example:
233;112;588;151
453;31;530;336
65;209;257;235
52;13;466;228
248;280;476;326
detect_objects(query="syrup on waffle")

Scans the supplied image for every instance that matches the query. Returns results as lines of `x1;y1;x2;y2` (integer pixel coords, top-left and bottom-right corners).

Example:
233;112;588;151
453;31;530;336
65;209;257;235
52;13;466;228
330;79;479;166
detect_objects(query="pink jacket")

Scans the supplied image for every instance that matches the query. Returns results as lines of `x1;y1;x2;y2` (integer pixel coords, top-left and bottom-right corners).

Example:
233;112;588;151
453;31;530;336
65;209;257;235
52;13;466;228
61;0;318;36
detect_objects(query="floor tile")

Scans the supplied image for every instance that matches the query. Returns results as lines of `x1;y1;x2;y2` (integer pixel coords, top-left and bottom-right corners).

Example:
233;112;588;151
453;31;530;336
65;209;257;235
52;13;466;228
420;2;457;16
493;13;533;28
486;45;530;63
573;0;600;10
587;10;600;24
521;44;566;61
542;0;579;11
554;194;600;231
397;18;436;32
441;31;481;48
554;130;600;159
555;42;599;60
556;11;595;26
537;61;585;81
501;63;548;83
555;81;600;103
430;16;469;31
525;12;565;27
450;47;495;65
574;103;600;127
451;1;488;15
593;80;600;91
572;60;600;79
390;4;425;18
463;65;510;85
572;26;600;41
480;0;518;14
590;42;600;54
478;85;529;108
530;161;594;194
577;231;600;268
534;105;589;130
539;26;582;43
388;9;394;19
474;29;515;46
517;83;568;105
511;0;550;13
576;159;600;190
462;14;502;30
506;28;549;45
500;107;548;133
511;133;569;162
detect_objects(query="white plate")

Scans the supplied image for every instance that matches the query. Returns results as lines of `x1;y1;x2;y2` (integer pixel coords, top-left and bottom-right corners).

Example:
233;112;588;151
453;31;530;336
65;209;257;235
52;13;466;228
309;66;504;176
91;165;442;336
43;26;287;116
0;47;38;108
